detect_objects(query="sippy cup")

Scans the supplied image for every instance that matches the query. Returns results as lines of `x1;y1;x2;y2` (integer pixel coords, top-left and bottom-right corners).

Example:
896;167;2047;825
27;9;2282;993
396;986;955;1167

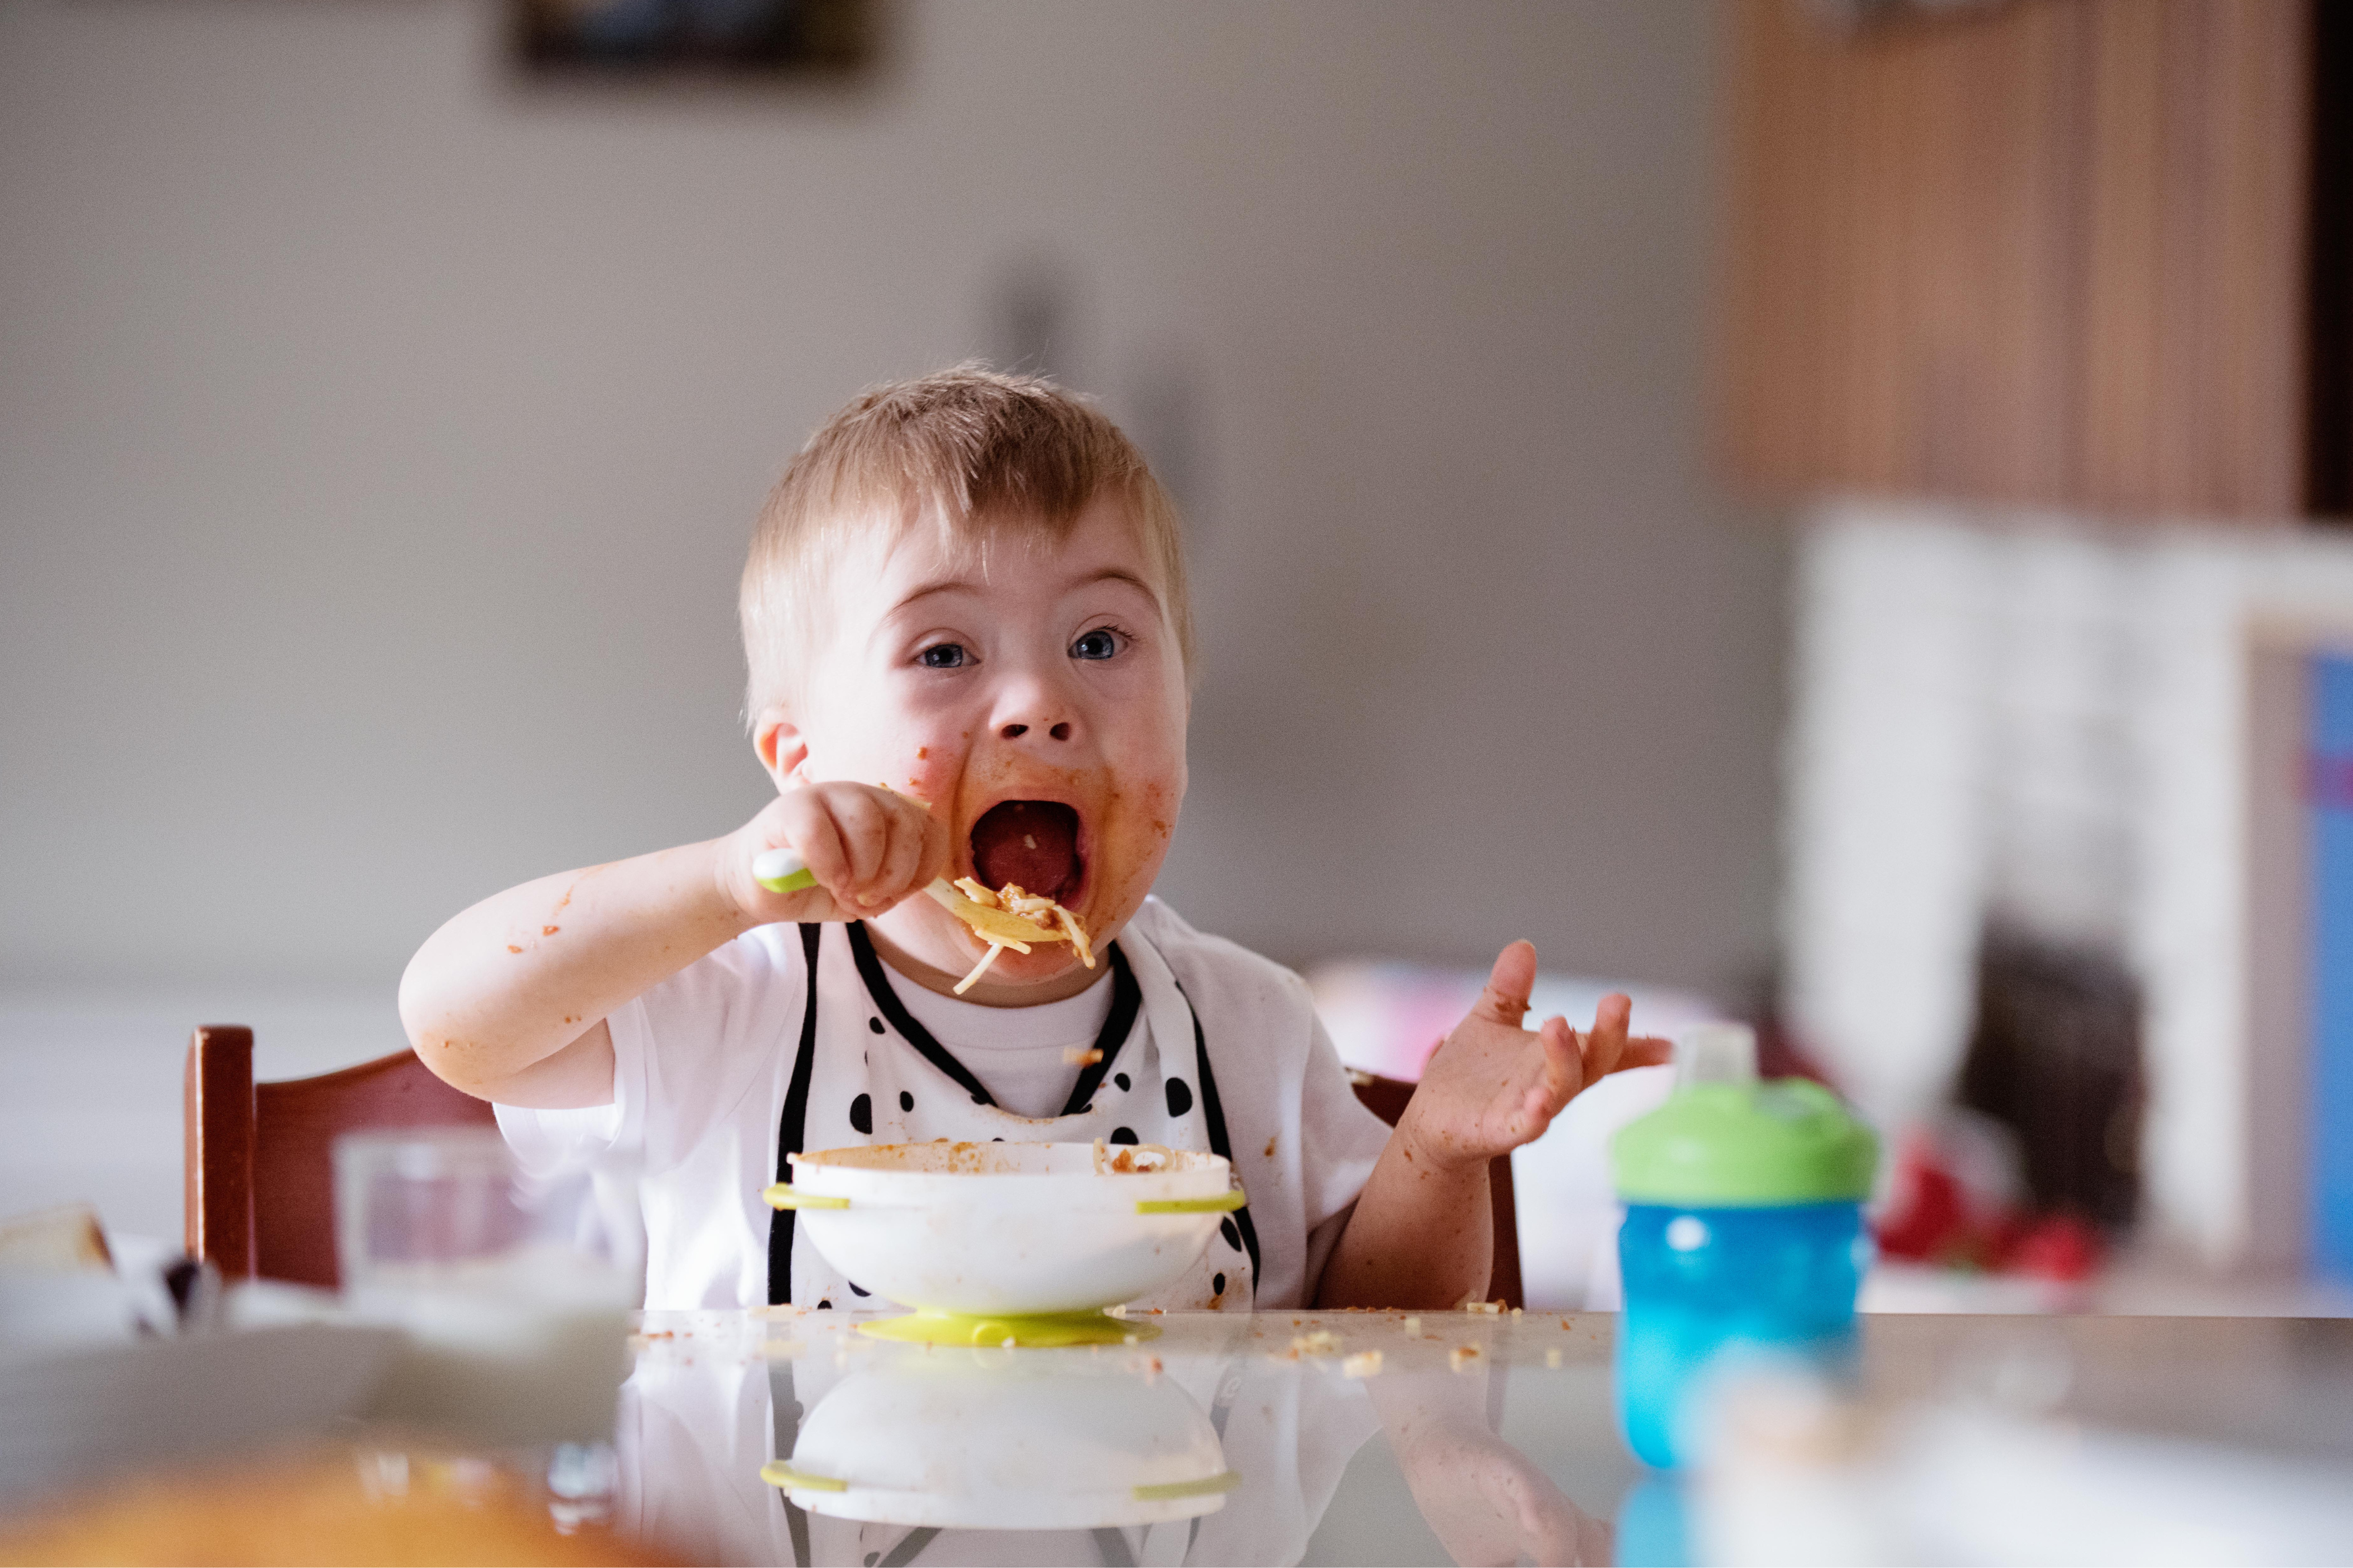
1609;1023;1878;1470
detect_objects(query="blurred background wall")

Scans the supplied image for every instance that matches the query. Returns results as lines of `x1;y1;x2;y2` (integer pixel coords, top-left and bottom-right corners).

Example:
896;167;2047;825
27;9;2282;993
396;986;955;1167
0;0;1779;1237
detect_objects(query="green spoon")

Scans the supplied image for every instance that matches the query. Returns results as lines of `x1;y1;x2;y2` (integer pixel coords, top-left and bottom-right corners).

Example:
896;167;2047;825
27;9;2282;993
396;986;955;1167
755;851;1058;953
751;848;818;895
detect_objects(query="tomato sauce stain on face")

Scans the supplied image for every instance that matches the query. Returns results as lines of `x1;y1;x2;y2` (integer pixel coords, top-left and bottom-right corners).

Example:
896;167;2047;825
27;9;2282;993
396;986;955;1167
542;925;559;936
506;945;522;954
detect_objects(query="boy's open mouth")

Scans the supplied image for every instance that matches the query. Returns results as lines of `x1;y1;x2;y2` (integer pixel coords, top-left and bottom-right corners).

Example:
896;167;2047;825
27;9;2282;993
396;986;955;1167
968;800;1084;906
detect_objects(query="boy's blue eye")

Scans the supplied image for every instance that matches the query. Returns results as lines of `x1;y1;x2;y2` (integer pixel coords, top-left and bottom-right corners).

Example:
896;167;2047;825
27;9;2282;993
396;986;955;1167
1071;628;1118;662
918;643;968;669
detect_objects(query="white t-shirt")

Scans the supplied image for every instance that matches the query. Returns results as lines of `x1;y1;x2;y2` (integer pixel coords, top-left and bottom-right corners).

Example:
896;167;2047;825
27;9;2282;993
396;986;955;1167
497;898;1394;1312
890;969;1115;1119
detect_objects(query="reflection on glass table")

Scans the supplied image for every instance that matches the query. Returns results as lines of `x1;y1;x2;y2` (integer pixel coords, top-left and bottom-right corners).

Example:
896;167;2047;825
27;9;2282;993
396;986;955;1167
614;1309;2353;1568
620;1309;1622;1567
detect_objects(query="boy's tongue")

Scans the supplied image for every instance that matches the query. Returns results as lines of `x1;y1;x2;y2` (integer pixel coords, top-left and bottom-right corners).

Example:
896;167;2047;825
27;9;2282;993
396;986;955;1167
969;800;1082;905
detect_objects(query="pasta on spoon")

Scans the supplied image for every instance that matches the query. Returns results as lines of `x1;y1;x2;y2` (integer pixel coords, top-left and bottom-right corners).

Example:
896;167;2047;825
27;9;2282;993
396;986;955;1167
924;876;1094;994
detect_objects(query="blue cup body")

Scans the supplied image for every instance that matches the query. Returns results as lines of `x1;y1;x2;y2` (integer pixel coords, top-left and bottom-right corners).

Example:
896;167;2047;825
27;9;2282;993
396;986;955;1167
1614;1200;1866;1469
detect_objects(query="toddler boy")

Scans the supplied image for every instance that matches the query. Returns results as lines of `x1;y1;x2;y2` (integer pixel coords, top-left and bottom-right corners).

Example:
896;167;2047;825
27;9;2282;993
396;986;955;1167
399;366;1665;1310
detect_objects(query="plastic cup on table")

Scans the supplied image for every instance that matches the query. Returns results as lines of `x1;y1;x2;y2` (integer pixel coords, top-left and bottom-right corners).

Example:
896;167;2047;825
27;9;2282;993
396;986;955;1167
1609;1024;1879;1470
333;1127;637;1446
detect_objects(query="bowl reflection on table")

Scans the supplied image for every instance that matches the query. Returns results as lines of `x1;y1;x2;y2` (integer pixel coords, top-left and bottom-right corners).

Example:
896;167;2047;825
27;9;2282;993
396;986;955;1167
765;1347;1234;1529
776;1142;1239;1319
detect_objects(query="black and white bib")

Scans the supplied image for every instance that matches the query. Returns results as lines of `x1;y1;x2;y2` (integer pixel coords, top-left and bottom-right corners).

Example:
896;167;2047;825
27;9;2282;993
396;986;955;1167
766;922;1259;1312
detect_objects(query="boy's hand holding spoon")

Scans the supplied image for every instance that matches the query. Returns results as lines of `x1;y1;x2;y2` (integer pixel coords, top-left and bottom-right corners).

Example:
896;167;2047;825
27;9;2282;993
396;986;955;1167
724;782;949;926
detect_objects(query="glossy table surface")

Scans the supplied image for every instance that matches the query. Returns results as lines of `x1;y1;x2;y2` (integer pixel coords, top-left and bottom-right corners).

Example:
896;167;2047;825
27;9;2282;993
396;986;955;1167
614;1306;2353;1566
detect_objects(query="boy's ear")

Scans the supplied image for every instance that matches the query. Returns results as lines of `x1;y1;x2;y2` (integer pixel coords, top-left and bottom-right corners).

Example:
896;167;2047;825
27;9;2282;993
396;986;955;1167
754;707;807;789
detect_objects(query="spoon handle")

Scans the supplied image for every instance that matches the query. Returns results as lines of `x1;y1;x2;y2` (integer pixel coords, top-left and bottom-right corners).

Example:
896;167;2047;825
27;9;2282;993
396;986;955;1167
752;848;817;895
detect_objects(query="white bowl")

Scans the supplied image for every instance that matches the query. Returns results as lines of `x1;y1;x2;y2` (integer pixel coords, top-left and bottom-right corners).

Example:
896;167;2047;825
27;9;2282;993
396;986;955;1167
773;1141;1240;1317
767;1349;1234;1528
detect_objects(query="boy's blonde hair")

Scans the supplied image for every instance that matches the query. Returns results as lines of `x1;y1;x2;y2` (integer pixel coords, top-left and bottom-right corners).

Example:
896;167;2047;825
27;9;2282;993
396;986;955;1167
741;365;1193;720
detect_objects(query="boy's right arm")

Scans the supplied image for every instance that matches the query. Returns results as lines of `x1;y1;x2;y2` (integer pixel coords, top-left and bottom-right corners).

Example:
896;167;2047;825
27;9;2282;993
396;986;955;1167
398;783;948;1109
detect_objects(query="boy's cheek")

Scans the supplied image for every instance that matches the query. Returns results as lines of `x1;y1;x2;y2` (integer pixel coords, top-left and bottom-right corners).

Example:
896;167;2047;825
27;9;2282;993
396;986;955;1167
1084;776;1183;922
802;722;968;803
889;742;966;807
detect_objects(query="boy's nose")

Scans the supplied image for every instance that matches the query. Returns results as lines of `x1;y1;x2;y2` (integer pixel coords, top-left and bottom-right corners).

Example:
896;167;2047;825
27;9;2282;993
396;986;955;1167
993;670;1080;746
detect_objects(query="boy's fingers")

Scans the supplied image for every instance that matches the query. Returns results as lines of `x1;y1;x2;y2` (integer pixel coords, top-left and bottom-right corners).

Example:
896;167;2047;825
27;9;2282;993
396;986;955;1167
781;795;851;896
791;798;854;896
873;795;950;905
1512;1021;1579;1140
869;809;926;905
1469;940;1538;1027
855;789;947;909
1535;1015;1582;1111
1581;993;1633;1080
915;808;953;888
1617;1036;1674;1073
825;788;891;894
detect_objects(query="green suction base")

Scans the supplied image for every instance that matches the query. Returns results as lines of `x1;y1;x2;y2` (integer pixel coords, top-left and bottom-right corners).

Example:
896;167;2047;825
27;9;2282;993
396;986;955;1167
856;1309;1160;1347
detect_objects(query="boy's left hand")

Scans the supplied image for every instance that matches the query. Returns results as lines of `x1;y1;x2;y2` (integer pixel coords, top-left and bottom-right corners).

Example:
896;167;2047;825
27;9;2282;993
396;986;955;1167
1397;940;1671;1173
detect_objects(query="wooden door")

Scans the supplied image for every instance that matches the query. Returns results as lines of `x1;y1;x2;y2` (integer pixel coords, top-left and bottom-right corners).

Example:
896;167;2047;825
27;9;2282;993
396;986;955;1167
1721;0;2311;520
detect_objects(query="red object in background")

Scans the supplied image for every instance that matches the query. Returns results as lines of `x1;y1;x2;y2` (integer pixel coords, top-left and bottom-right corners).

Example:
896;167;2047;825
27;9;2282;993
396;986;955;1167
1876;1134;1972;1262
2002;1211;2103;1282
1875;1128;2107;1280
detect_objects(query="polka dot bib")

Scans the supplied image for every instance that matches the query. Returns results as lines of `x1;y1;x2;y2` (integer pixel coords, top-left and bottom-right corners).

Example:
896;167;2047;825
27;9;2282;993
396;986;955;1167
766;922;1259;1313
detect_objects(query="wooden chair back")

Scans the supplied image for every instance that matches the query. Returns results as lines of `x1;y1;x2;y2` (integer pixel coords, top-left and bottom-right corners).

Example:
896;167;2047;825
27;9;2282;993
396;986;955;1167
1350;1072;1524;1309
184;1025;497;1288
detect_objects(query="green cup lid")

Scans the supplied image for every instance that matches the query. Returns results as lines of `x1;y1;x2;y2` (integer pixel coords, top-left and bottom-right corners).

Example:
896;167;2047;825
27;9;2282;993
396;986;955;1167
1610;1025;1878;1206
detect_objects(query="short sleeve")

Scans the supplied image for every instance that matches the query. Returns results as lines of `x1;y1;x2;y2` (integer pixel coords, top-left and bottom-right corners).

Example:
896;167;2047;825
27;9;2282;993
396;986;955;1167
495;1096;631;1177
492;924;808;1179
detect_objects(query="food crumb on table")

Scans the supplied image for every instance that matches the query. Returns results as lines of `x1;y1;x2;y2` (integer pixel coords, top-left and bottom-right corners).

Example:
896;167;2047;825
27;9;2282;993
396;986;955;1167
1449;1345;1482;1372
1342;1350;1383;1379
